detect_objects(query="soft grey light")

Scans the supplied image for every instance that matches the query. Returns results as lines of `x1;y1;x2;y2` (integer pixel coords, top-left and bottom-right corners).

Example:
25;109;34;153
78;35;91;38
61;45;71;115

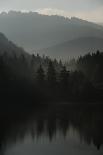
0;0;103;22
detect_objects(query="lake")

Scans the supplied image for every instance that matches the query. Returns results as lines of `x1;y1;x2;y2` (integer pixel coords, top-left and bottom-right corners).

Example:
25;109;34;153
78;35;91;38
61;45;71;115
0;103;103;155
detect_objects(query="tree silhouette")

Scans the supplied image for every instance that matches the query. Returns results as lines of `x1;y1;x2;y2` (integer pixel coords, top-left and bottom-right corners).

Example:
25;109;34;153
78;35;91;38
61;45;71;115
47;61;57;87
36;65;45;85
59;66;70;97
0;48;102;102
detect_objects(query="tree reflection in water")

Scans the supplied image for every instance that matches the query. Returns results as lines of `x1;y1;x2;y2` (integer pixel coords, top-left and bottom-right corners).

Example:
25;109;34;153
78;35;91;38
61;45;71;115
0;104;103;153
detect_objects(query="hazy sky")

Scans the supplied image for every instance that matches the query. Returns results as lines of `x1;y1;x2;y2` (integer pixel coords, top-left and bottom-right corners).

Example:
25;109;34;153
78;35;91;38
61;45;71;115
0;0;103;22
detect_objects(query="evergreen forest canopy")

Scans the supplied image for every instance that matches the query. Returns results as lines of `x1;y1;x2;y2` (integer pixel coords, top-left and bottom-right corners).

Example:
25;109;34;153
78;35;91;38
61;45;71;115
0;33;103;103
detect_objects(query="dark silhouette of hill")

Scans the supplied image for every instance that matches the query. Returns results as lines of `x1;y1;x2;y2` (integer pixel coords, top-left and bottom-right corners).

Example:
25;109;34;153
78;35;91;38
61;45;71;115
0;11;103;55
0;32;26;56
39;37;103;60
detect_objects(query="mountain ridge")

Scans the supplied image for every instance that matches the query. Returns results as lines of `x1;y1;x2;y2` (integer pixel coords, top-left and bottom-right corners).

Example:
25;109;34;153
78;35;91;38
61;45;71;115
0;11;103;54
37;37;103;60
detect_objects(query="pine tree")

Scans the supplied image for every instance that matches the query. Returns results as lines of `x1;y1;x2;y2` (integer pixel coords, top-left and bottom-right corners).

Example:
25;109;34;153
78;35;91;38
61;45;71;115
59;66;70;95
47;61;56;87
36;65;45;85
60;66;69;85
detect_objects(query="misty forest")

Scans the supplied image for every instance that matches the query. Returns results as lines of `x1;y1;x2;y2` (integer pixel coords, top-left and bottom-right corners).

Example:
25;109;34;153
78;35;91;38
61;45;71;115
0;32;103;103
0;10;103;155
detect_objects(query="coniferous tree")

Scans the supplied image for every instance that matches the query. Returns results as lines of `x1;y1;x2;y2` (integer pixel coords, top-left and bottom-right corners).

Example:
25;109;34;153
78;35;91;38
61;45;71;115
59;66;70;96
31;54;35;66
47;61;56;87
36;65;45;85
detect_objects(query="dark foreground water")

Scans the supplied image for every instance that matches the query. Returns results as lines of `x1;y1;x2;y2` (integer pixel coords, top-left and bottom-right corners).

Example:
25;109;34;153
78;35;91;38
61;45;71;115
0;103;103;155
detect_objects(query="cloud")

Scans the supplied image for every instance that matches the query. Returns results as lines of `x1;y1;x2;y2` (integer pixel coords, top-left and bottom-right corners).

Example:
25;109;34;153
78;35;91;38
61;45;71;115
77;6;103;22
94;0;103;4
36;7;103;22
36;8;72;17
0;0;103;22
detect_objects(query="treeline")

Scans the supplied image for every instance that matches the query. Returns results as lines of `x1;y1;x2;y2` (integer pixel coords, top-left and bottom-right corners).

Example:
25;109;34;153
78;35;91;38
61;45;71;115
65;50;103;90
77;51;103;90
35;62;94;101
0;51;102;103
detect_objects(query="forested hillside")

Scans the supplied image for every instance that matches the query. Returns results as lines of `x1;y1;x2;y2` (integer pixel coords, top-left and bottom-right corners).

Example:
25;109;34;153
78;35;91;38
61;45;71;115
77;51;103;90
0;33;102;103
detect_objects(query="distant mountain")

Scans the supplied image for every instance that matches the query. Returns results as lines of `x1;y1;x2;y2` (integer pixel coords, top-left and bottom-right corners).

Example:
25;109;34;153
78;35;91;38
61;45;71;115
0;32;26;56
0;11;103;54
0;32;62;75
98;23;103;26
38;37;103;60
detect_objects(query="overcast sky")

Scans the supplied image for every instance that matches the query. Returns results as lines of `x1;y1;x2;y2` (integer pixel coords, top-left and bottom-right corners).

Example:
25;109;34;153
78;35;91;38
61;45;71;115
0;0;103;22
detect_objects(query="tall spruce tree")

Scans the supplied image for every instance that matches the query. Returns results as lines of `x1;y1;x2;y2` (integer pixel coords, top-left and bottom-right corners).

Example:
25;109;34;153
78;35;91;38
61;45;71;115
36;65;45;85
47;61;56;87
59;66;70;96
60;66;69;86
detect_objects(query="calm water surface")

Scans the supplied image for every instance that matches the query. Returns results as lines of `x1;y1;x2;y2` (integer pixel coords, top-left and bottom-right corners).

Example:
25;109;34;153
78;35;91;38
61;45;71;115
0;104;103;155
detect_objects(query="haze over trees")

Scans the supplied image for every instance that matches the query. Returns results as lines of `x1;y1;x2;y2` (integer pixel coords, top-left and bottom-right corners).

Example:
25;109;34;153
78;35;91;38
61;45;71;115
0;32;103;103
42;37;103;60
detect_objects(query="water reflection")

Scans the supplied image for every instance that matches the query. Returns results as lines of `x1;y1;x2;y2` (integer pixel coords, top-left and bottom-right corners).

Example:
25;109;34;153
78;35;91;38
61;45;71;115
0;104;103;154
